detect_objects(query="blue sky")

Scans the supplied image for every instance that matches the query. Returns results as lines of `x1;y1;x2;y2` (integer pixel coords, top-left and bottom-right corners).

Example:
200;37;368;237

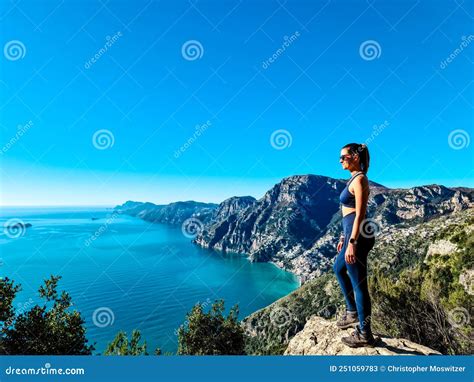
0;0;473;206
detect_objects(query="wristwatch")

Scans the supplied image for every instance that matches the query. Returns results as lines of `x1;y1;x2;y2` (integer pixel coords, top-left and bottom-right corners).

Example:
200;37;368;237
349;238;358;245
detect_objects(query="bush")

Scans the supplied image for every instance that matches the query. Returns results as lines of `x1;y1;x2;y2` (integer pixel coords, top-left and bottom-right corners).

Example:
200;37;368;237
0;276;94;355
177;299;246;355
105;330;155;355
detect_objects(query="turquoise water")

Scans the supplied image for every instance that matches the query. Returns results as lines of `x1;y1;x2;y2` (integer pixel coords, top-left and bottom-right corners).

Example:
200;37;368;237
0;207;299;354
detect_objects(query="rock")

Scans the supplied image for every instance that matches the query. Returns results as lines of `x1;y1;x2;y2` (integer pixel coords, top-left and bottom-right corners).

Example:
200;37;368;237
284;316;441;356
459;269;474;296
426;239;458;258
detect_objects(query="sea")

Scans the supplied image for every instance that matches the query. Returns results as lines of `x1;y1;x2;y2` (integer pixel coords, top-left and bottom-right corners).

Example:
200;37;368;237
0;207;299;354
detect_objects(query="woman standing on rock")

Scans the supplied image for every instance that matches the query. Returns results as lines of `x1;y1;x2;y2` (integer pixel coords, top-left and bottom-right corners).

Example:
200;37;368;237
333;142;376;347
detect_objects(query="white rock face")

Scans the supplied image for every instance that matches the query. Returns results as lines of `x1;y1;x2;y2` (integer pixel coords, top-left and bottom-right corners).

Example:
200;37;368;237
284;316;440;356
459;269;474;296
426;240;458;258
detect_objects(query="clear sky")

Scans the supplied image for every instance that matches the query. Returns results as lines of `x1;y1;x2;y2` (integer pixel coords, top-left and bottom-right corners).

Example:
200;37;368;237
0;0;473;206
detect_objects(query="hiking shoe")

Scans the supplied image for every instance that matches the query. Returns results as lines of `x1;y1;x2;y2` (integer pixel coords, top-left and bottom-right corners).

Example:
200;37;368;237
341;325;377;348
336;310;359;329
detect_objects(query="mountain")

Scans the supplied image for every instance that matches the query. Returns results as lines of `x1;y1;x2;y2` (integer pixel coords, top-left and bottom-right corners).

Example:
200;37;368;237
114;200;219;225
193;175;474;280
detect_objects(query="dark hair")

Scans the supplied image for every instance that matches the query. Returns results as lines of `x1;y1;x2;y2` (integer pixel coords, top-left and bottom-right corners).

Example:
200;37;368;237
342;143;370;173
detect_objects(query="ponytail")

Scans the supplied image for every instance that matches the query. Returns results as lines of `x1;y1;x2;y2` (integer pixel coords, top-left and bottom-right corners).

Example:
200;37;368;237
342;142;370;173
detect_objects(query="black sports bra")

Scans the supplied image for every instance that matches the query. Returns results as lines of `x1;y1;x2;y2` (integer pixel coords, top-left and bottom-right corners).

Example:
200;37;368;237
339;172;366;208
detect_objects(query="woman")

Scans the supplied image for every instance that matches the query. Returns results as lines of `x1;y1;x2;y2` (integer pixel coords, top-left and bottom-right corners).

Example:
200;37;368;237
333;142;376;347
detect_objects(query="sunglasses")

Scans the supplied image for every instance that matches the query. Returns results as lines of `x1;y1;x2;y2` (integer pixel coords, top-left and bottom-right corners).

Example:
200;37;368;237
339;154;352;161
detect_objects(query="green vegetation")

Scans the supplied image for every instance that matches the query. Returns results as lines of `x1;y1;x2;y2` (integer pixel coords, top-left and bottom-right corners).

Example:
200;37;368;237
0;275;94;355
177;299;246;355
104;330;161;355
244;209;474;355
243;272;342;355
371;215;473;354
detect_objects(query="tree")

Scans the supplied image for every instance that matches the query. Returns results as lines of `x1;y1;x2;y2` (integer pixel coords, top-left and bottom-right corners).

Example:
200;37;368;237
0;276;94;355
104;330;154;355
177;299;246;355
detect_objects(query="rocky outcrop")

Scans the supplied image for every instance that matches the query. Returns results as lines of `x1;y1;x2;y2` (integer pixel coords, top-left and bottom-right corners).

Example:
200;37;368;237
114;200;218;225
284;316;441;355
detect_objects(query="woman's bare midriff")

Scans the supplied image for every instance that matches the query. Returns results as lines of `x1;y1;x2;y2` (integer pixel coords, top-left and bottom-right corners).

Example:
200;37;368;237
341;205;356;217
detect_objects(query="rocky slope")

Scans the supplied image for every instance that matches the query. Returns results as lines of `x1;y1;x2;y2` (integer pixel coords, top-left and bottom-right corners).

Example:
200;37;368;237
194;175;474;280
115;200;219;225
284;316;440;355
242;208;474;355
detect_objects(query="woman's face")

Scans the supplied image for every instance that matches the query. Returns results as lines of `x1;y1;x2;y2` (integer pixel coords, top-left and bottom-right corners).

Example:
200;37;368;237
340;148;352;170
339;148;357;170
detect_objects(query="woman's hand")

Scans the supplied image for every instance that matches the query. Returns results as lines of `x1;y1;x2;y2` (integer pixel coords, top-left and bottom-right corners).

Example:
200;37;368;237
337;240;343;253
345;243;356;264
